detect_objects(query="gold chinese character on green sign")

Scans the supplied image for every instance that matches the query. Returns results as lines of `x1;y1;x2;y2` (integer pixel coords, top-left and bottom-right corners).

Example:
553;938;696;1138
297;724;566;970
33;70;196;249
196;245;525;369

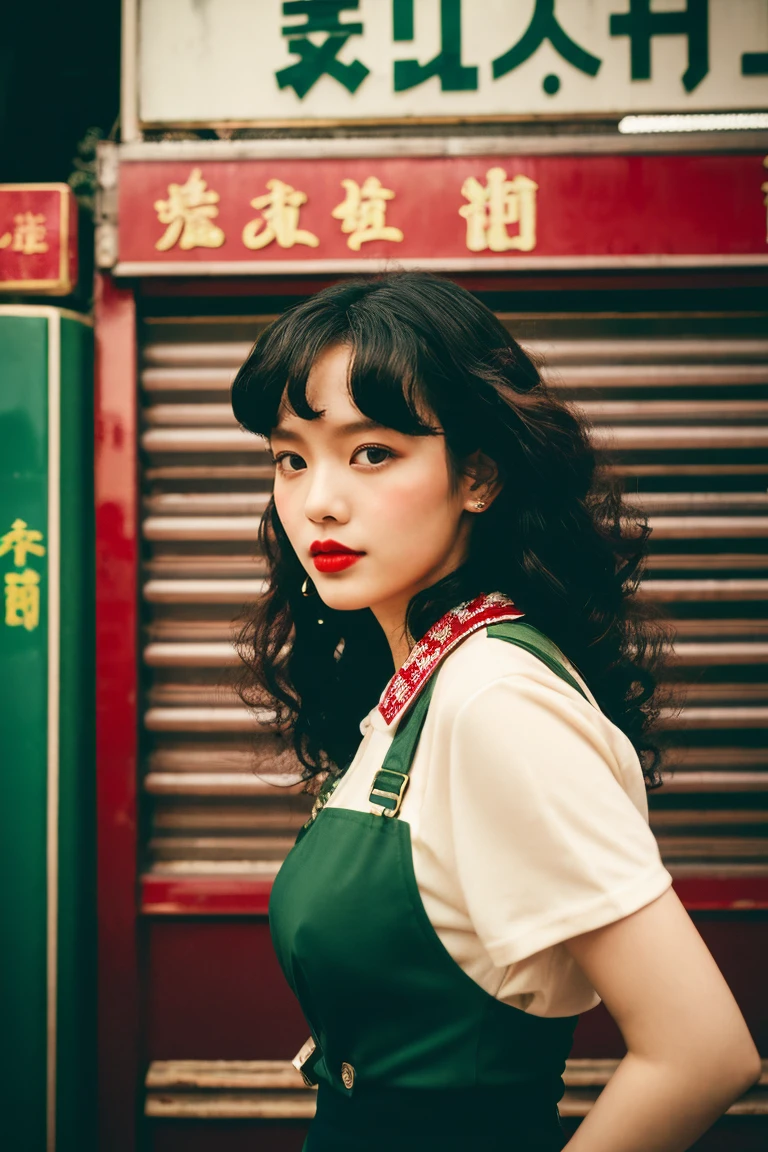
0;518;46;567
5;569;41;631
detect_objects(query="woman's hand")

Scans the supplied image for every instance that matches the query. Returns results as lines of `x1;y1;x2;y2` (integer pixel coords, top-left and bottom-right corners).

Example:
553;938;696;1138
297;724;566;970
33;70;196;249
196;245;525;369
562;886;762;1151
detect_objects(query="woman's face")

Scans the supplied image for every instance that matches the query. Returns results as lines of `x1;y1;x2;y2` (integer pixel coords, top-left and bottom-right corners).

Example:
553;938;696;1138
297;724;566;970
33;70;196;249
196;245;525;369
269;344;483;636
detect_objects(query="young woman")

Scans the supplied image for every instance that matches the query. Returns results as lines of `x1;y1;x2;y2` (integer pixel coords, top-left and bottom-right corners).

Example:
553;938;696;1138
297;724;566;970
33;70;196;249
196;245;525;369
230;271;760;1152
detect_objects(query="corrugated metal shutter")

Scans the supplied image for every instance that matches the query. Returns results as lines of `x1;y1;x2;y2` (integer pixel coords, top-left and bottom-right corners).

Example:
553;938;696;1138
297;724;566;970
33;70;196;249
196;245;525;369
140;312;768;884
141;317;311;881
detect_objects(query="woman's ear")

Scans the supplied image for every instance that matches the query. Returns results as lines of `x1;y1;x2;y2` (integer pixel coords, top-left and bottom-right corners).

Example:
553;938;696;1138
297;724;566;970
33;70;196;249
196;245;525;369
461;450;503;513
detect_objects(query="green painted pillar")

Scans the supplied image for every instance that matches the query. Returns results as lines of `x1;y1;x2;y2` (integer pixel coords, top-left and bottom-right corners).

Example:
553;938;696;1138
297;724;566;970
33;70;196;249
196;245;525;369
0;306;95;1152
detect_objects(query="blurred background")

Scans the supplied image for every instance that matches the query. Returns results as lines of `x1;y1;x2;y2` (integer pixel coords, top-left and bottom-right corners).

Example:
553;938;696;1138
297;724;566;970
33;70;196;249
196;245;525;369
1;2;767;1149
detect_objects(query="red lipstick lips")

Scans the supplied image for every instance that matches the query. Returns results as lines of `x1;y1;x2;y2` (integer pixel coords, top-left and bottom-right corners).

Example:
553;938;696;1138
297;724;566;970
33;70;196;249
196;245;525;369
310;539;364;574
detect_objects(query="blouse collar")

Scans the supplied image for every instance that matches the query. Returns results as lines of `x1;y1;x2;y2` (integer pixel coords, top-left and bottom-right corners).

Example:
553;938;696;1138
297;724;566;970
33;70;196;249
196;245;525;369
377;591;525;727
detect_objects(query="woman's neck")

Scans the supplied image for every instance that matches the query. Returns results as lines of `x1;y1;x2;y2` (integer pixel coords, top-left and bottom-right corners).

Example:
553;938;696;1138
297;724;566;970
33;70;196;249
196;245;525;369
369;598;413;671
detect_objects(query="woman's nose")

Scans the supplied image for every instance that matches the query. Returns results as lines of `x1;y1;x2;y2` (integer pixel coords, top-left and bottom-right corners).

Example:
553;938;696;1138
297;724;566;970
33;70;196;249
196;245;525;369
303;465;350;523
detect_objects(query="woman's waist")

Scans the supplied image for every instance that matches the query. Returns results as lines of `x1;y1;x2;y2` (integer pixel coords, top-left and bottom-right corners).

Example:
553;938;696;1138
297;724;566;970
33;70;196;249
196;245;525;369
311;1080;567;1150
314;1072;566;1108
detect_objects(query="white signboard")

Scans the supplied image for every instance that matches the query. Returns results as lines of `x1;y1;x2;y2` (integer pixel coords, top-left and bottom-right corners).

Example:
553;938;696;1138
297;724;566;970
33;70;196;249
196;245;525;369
134;0;768;129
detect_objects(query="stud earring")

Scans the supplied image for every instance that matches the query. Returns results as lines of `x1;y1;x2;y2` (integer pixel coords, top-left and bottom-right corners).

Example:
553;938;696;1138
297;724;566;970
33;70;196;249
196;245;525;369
301;575;316;597
473;499;486;510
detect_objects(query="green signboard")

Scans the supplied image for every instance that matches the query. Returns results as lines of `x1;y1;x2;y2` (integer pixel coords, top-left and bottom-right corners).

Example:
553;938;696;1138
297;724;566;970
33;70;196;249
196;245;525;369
0;307;95;1151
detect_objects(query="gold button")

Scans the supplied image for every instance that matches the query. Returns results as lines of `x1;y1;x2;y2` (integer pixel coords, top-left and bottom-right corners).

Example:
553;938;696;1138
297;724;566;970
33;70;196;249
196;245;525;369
340;1062;355;1089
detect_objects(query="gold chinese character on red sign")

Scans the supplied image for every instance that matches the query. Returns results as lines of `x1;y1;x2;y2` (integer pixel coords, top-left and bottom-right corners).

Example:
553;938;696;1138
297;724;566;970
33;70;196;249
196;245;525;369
0;212;49;255
154;168;226;251
332;177;404;251
242;180;319;250
460;168;538;253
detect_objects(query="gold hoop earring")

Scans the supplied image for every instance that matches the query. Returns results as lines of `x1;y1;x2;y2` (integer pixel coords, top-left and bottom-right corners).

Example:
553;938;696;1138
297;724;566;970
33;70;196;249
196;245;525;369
301;575;316;597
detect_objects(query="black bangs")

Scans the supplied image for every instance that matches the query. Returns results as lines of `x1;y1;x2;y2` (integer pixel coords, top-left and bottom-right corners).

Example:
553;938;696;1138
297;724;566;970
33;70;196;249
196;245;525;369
344;306;439;437
230;277;442;440
230;295;346;436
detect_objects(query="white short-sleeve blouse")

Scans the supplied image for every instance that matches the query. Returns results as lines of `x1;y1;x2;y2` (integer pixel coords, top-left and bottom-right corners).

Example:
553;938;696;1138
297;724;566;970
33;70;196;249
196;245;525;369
324;621;673;1019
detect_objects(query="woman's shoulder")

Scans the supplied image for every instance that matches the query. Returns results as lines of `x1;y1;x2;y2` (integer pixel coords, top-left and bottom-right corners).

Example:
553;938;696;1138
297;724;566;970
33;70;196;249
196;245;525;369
430;626;645;799
433;624;597;715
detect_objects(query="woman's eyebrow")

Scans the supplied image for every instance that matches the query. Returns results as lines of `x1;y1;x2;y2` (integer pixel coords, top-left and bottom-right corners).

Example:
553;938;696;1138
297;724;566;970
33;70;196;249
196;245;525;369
271;417;386;442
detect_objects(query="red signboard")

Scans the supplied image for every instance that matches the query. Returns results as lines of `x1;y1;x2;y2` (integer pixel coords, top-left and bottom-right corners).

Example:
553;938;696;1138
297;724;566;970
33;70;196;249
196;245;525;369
115;153;768;273
0;184;78;295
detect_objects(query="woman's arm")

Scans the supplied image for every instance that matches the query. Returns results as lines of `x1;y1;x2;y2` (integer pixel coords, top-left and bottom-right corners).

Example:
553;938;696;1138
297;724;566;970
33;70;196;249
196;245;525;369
562;886;762;1151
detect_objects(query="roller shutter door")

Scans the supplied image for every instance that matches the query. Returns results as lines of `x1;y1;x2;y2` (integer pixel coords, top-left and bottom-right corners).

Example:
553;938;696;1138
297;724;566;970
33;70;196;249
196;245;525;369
139;310;768;885
139;308;768;1145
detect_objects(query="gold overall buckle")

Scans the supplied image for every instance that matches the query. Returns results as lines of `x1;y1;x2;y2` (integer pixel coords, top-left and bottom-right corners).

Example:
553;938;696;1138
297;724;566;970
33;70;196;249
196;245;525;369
292;1036;319;1087
369;769;410;817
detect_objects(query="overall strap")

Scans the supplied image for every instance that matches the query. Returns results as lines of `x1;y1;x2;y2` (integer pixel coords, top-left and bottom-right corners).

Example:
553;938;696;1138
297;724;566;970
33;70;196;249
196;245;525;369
486;620;591;704
368;675;438;818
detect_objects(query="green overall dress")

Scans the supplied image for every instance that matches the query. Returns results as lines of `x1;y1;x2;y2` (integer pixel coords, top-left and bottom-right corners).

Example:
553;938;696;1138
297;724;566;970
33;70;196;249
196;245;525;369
269;622;591;1151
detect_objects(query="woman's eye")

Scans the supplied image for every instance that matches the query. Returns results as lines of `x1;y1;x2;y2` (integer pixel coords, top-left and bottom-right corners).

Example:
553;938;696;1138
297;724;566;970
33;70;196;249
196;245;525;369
272;445;393;471
352;445;393;467
274;452;306;473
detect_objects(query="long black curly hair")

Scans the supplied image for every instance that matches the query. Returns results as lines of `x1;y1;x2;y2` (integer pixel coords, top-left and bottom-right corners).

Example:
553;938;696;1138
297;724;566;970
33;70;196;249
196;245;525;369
231;270;674;790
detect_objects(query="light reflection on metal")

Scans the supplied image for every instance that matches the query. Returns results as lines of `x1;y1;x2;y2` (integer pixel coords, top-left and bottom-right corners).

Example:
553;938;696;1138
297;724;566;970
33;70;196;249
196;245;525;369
619;113;768;133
